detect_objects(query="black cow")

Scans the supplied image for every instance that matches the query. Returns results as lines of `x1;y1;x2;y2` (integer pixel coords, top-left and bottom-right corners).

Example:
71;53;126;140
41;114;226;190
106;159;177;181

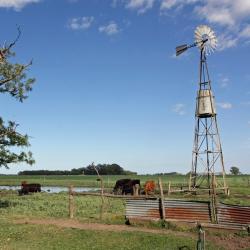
18;182;41;195
113;179;140;195
113;179;131;194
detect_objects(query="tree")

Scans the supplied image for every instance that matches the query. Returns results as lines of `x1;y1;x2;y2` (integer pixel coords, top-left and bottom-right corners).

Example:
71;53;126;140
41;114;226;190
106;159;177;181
0;27;35;168
230;166;240;175
82;163;131;175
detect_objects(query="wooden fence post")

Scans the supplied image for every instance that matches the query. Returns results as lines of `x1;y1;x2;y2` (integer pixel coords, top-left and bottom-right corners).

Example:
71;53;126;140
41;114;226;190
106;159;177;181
158;178;166;222
210;174;218;224
133;184;139;196
168;181;171;196
69;185;74;219
100;178;105;220
91;162;105;220
197;224;206;250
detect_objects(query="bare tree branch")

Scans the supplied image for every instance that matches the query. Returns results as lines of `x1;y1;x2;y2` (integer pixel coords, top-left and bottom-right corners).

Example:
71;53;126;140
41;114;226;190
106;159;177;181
0;26;21;61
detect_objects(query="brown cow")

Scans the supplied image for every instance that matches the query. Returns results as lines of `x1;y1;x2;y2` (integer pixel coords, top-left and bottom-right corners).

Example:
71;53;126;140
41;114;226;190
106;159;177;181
18;181;41;195
144;180;155;195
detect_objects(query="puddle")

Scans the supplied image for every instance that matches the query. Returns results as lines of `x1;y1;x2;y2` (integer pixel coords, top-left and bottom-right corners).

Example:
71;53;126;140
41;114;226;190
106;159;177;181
0;185;99;193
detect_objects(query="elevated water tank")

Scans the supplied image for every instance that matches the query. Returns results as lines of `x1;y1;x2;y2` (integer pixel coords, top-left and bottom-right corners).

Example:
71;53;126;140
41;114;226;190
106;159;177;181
196;90;216;118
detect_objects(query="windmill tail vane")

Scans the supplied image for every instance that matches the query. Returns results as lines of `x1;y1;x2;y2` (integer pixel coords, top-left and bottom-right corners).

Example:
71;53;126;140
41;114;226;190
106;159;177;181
175;39;209;56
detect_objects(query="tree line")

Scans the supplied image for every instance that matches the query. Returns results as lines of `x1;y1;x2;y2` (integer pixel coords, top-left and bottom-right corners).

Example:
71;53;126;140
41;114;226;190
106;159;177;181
18;163;137;176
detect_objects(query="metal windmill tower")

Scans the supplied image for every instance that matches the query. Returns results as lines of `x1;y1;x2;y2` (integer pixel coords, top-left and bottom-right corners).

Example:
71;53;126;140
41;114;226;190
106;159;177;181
176;25;228;194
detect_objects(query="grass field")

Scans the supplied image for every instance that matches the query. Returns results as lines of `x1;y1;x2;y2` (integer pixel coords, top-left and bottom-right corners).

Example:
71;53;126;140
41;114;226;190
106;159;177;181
0;192;232;250
0;174;249;188
0;192;125;223
0;219;213;250
0;174;187;187
0;174;249;198
1;181;249;250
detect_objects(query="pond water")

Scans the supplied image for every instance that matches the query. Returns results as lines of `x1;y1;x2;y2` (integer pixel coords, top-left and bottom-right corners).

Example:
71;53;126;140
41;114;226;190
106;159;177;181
0;186;99;193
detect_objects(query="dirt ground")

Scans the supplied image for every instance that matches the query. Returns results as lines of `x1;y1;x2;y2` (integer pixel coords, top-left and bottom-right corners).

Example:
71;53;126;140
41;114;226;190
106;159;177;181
14;218;250;250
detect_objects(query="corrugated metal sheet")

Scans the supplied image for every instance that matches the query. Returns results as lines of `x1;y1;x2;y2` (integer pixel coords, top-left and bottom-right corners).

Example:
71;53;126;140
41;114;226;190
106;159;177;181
164;200;211;223
126;199;211;222
125;198;250;229
217;204;250;226
126;198;160;220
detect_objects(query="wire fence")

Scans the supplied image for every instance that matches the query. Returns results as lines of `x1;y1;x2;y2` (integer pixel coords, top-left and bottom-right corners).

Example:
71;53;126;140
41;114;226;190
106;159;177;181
68;187;127;223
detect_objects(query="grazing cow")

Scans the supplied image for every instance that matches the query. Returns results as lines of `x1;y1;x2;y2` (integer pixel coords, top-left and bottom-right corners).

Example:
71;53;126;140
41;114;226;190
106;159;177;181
122;179;140;195
144;180;155;195
113;179;140;195
113;179;131;194
18;181;41;195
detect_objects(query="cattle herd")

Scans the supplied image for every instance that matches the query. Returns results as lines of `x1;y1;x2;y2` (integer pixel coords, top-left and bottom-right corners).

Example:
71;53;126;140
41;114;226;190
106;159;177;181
113;179;155;195
18;179;156;196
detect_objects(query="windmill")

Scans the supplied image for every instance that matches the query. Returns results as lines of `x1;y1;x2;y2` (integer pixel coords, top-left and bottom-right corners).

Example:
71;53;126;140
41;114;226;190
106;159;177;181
176;25;228;195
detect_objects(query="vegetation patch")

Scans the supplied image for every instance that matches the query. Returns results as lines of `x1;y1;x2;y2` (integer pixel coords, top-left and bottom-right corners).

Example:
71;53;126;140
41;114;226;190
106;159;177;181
0;218;223;250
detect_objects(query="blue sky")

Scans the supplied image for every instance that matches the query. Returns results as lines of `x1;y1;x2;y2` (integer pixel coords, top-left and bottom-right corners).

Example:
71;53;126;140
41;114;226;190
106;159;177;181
0;0;250;174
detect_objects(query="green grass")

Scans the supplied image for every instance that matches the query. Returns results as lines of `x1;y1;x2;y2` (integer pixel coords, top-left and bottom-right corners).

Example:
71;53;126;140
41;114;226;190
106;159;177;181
0;219;222;250
0;192;223;250
0;175;248;250
0;192;125;223
220;196;250;206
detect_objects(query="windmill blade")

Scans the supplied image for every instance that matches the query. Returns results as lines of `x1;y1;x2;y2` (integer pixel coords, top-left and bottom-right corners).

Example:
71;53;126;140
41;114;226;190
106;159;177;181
195;30;202;40
194;25;217;55
176;44;188;56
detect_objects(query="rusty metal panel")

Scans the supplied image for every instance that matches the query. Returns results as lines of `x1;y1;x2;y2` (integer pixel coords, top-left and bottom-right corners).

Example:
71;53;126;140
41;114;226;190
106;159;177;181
126;198;160;220
217;203;250;226
126;198;212;222
164;200;211;223
125;199;250;229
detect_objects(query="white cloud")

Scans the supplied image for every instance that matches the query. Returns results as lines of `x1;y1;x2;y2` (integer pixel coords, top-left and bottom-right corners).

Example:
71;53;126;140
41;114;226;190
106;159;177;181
160;0;250;51
217;102;232;109
172;103;186;115
240;25;250;38
117;0;155;14
68;16;94;30
217;33;238;51
218;76;230;88
160;0;177;10
194;1;250;27
0;0;40;10
194;3;235;27
127;0;155;13
99;21;120;35
160;0;198;11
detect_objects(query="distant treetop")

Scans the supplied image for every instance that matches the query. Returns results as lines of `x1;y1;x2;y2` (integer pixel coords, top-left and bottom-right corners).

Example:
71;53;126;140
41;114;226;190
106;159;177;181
18;163;137;175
